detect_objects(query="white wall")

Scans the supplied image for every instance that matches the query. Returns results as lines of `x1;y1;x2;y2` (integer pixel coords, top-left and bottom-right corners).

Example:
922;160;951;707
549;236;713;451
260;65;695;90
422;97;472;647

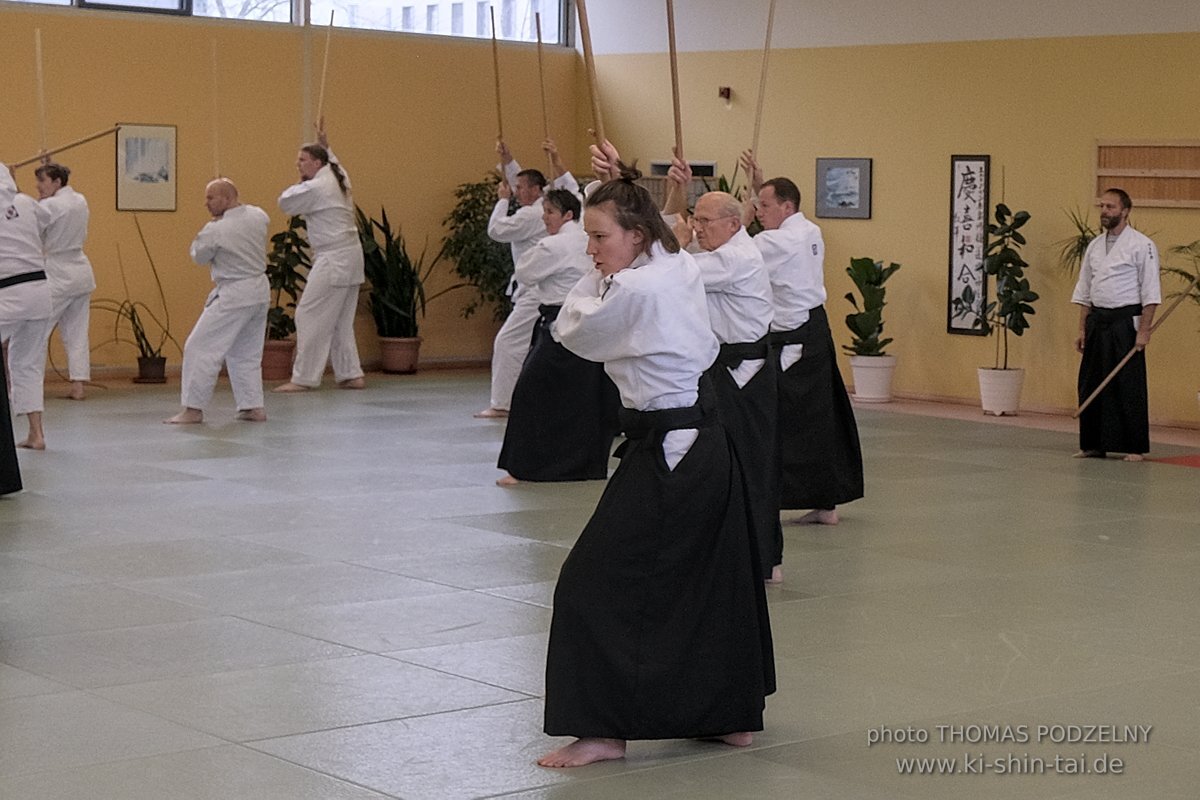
583;0;1200;55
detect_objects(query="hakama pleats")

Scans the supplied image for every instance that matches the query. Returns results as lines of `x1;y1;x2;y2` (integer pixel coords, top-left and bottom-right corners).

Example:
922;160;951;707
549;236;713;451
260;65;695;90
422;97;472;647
1078;304;1149;455
773;306;864;510
544;404;775;740
498;305;619;481
1;352;21;496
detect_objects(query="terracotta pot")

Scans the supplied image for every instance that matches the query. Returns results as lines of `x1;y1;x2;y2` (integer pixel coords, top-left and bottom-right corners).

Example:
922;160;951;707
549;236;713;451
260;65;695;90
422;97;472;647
134;355;167;384
378;336;422;374
261;338;296;382
850;355;897;403
977;367;1025;416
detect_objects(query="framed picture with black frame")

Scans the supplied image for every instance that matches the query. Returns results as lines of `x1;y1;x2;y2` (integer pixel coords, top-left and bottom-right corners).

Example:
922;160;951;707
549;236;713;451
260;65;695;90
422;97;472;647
815;157;872;219
947;154;990;335
116;124;177;212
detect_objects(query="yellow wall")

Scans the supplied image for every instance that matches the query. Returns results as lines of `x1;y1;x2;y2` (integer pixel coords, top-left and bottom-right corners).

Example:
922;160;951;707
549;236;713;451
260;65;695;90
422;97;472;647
593;34;1200;426
2;6;584;371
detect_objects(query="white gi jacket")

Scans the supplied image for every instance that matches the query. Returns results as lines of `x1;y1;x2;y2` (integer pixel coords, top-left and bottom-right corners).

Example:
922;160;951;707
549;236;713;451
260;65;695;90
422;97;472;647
0;169;52;321
39;186;96;299
512;220;591;306
692;227;774;346
1072;226;1162;314
489;161;582;269
278;150;363;286
189;204;271;309
752;211;827;332
557;244;718;412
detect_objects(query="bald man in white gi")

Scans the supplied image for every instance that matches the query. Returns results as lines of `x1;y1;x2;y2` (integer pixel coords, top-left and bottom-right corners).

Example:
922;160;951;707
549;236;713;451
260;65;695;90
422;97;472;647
165;179;269;424
476;138;580;418
35;162;96;401
1;165;53;451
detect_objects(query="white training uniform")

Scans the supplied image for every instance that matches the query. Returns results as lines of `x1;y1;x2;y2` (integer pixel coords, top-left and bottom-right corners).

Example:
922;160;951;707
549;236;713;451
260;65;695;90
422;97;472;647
484;163;582;410
513;220;591;307
752;211;826;371
182;204;271;411
278;150;364;387
1071;226;1162;314
557;244;718;469
39;185;96;382
0;168;53;416
691;226;774;387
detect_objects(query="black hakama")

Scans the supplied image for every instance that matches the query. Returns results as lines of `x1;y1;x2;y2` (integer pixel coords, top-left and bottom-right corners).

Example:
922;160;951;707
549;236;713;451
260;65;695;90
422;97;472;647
707;337;782;572
1;351;22;496
772;305;864;510
497;305;620;481
1078;304;1150;455
544;402;775;740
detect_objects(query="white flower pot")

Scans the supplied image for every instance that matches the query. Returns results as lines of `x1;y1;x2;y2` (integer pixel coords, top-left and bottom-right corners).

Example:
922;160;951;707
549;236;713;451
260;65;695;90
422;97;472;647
978;367;1025;416
850;355;897;403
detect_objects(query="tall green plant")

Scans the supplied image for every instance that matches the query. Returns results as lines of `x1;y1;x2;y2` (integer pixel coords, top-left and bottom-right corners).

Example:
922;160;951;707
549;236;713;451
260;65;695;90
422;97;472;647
265;215;311;340
842;257;901;356
1053;207;1098;276
975;203;1038;369
441;174;514;322
1164;241;1200;322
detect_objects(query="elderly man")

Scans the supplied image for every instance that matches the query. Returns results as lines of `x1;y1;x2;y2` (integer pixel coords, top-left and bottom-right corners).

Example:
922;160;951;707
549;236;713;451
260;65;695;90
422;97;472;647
668;157;781;581
35;162;96;401
741;150;863;527
165;178;269;424
1;164;53;458
1072;188;1161;461
477;138;581;418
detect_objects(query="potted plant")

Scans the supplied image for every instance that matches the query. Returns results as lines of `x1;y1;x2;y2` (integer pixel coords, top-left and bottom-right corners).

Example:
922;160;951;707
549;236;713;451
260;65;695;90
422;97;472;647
357;206;462;373
975;203;1038;415
842;256;901;402
1053;206;1098;276
262;215;311;380
441;174;514;323
1164;241;1200;409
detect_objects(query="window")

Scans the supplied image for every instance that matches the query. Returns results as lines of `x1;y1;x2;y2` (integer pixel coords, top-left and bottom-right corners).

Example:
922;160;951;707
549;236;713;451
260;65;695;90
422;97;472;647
193;0;292;22
475;1;488;36
425;3;437;32
401;5;414;30
79;0;185;13
451;2;463;35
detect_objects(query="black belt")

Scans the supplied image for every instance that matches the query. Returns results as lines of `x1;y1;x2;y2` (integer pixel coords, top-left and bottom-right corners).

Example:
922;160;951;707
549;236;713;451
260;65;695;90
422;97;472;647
537;303;562;323
1089;304;1142;322
716;336;770;366
0;271;47;290
618;403;708;440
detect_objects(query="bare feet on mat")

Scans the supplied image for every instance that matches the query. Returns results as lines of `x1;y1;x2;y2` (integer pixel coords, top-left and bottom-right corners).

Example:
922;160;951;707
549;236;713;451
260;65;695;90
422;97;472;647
164;408;203;424
1072;450;1105;459
236;408;267;422
17;436;45;450
67;381;86;400
537;738;626;768
474;407;508;419
496;474;520;486
795;508;839;525
337;377;365;389
272;382;310;393
765;564;783;584
717;732;754;747
1122;453;1145;462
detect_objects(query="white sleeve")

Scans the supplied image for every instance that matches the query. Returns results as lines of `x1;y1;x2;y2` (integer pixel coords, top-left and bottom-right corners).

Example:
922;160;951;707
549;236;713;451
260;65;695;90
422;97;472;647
513;238;558;287
488;202;544;244
556;272;660;363
1070;240;1096;306
1139;238;1162;306
501;159;521;191
691;247;736;292
278;181;320;216
550;171;580;196
189;221;220;265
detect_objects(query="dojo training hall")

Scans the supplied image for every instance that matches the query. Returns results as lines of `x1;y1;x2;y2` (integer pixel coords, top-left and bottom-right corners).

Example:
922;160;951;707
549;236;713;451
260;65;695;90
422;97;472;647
3;0;1200;796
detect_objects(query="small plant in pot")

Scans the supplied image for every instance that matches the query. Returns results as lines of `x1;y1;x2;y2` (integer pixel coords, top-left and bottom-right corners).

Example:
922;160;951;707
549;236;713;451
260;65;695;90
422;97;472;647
975;203;1038;415
261;215;311;380
357;206;463;374
842;256;901;402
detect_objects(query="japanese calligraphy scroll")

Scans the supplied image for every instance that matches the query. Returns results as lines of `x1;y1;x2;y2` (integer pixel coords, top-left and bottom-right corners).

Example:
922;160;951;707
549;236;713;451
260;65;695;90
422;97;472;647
947;155;990;335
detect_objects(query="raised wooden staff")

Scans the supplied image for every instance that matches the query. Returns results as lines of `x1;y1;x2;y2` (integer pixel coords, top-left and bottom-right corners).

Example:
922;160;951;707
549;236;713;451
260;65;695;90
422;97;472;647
491;7;504;140
35;29;49;155
1073;271;1200;418
574;0;605;143
750;0;777;158
211;40;222;178
11;126;121;169
662;0;687;216
535;12;554;176
315;11;335;129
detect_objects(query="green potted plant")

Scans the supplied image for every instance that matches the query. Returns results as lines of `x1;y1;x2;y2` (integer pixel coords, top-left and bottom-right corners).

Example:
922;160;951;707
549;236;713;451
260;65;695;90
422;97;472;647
1053;206;1098;276
441;174;514;323
1164;241;1200;410
357;206;462;373
261;215;311;380
842;256;902;402
975;203;1038;415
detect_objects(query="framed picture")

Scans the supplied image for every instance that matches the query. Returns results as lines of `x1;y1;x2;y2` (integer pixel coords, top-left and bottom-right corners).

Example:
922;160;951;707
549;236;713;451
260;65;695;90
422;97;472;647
815;157;872;219
116;124;177;212
946;154;990;335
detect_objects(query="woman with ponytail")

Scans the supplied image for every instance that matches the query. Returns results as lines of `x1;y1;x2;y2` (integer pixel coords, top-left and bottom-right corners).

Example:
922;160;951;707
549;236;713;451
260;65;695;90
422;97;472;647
538;143;775;768
274;120;365;392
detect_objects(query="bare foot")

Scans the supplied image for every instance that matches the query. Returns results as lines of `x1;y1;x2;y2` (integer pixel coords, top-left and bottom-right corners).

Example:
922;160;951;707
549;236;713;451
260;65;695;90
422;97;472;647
795;508;839;525
474;407;508;419
236;408;268;422
67;381;86;400
17;437;46;451
1122;453;1145;462
537;738;626;768
765;564;783;584
496;474;520;487
717;732;754;747
273;382;311;393
1073;450;1105;459
164;408;203;425
337;377;365;390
